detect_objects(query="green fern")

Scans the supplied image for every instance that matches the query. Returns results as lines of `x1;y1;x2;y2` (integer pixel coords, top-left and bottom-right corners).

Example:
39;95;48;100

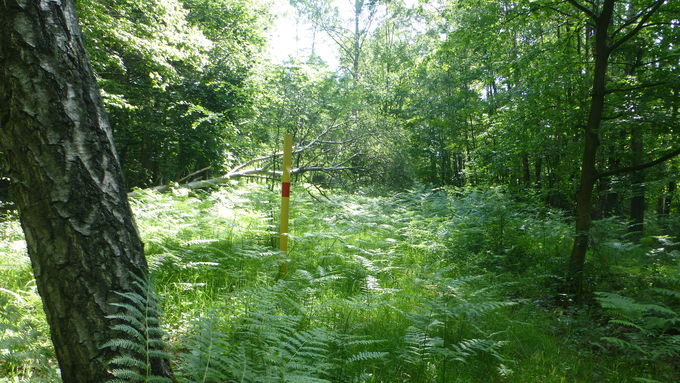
399;273;512;381
101;273;172;383
179;283;335;383
178;313;238;382
596;290;680;362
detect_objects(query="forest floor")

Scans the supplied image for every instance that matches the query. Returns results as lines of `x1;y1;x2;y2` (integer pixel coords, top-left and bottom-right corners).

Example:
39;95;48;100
1;182;678;382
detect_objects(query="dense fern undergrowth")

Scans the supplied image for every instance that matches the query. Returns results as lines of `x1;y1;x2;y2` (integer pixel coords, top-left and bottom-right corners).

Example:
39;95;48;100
1;182;679;382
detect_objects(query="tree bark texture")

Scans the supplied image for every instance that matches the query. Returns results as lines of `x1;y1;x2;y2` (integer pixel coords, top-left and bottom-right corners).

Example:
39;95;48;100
0;1;171;381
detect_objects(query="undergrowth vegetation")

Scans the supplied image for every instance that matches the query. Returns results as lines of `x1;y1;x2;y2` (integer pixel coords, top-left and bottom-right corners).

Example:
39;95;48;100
1;182;679;382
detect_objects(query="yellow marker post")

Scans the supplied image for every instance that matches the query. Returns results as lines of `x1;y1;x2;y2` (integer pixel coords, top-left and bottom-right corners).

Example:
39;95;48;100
278;133;293;278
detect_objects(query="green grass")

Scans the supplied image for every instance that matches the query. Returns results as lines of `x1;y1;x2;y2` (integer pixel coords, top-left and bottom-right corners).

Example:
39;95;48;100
0;213;59;382
0;182;678;382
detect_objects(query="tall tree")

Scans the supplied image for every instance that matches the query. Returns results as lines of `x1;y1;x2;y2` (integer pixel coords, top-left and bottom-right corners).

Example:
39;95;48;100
563;0;670;295
291;0;378;80
0;1;172;381
75;0;268;188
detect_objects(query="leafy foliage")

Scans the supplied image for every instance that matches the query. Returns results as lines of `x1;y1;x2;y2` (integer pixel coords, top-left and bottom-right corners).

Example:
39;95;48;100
129;184;521;382
179;284;335;382
0;215;58;382
75;0;269;187
102;273;172;383
596;286;680;361
1;182;678;382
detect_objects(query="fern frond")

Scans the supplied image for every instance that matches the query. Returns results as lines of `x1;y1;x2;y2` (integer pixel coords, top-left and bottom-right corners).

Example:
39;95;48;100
109;355;146;370
651;288;680;300
347;351;388;363
448;301;516;318
609;319;646;332
632;378;666;383
111;324;145;342
101;339;146;354
106;313;144;329
114;291;147;308
110;368;144;381
601;337;647;354
146;376;174;383
109;302;146;321
102;273;171;383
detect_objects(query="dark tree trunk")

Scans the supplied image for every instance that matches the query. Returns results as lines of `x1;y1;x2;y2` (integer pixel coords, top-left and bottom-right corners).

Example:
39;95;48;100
429;147;438;185
452;152;460;186
657;180;675;216
534;157;542;189
522;153;531;186
597;148;620;219
0;172;10;207
629;124;645;238
441;148;452;185
667;179;677;214
567;0;615;296
598;135;624;218
565;0;666;297
658;169;676;216
457;153;466;186
0;1;173;382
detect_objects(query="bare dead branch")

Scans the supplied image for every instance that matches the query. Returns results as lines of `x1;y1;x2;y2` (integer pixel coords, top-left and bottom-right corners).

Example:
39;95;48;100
129;121;358;196
177;165;211;184
227;122;345;175
293;166;358;174
294;122;346;154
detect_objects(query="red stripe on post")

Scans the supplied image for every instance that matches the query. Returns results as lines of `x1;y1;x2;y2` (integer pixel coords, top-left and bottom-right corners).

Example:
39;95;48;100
282;182;291;197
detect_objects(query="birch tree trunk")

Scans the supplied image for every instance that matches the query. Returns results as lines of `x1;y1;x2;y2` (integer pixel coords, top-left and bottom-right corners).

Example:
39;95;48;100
0;0;172;381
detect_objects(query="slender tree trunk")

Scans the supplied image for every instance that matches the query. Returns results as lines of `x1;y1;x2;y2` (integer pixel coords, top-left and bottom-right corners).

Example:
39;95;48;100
667;179;677;214
0;171;10;206
629;124;645;238
353;0;361;82
598;146;620;218
429;148;438;185
657;178;675;216
522;153;531;186
441;147;452;185
567;0;615;296
0;1;172;382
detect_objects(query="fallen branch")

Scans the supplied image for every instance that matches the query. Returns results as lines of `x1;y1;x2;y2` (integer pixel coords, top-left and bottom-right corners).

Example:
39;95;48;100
127;122;361;197
227;122;345;175
129;163;359;197
177;165;211;183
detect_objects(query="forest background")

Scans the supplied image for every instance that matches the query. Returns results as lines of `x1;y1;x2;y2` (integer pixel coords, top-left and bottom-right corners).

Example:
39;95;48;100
0;0;679;382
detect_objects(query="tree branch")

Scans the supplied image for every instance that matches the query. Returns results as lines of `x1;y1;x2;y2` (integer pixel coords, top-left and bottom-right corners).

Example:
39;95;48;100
293;166;358;174
540;3;583;21
610;0;665;53
597;146;680;179
128;122;356;196
565;0;595;19
605;81;667;94
612;5;651;37
177;165;211;183
227;122;344;175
